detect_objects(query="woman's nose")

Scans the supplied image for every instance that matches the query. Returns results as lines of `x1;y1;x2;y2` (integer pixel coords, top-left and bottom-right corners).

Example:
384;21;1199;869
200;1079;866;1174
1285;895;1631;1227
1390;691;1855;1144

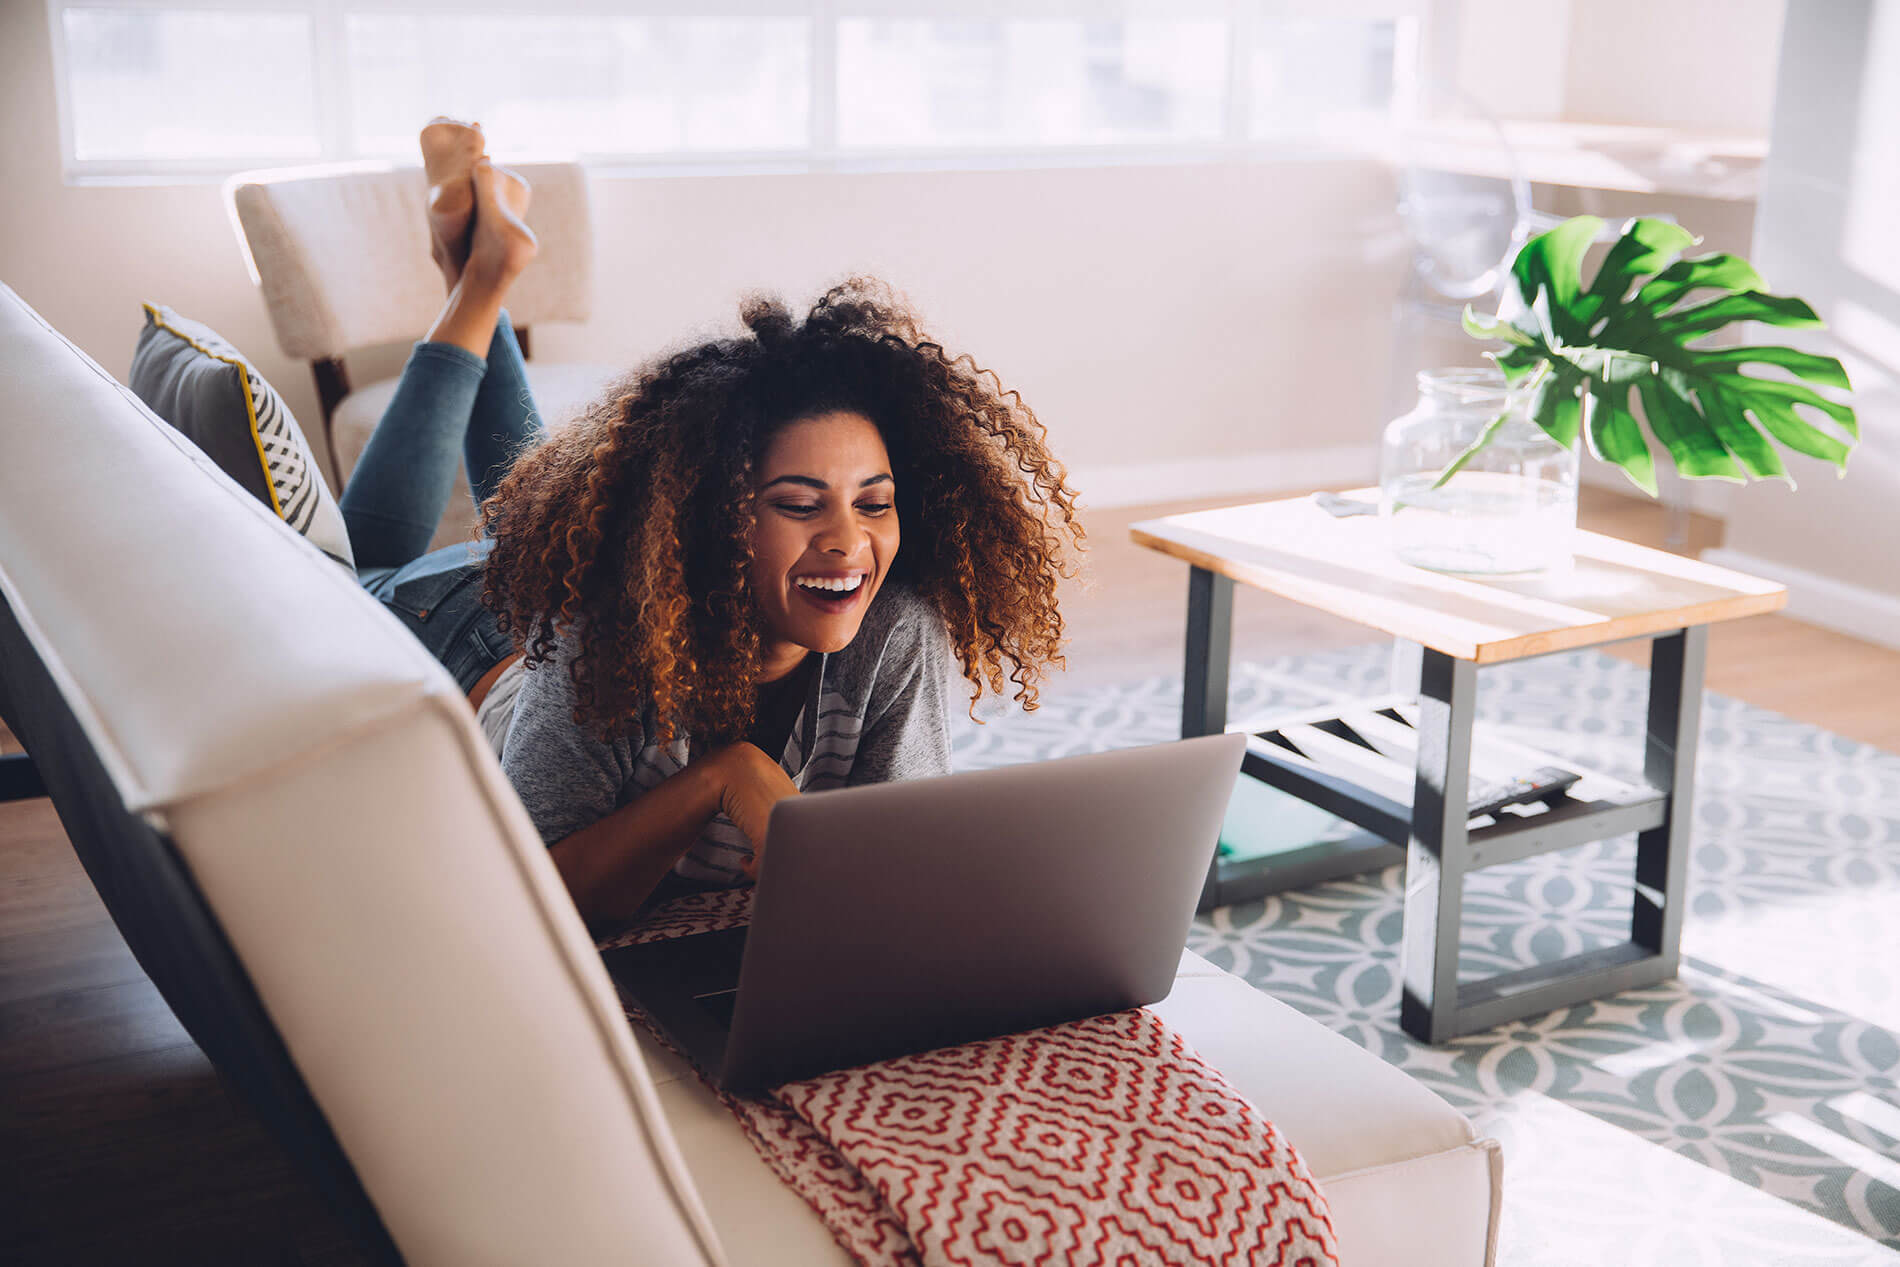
812;508;867;555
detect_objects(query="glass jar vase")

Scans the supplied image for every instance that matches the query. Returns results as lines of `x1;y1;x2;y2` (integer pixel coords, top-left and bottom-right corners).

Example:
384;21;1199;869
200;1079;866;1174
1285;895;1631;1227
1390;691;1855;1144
1379;368;1579;575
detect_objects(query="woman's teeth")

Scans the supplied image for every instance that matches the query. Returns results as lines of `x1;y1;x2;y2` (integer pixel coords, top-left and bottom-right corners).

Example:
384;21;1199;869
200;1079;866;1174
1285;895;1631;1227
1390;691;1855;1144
795;575;863;594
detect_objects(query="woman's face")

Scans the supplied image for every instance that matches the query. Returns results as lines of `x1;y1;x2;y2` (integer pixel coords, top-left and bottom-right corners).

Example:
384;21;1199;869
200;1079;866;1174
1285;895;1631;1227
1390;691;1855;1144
749;410;900;677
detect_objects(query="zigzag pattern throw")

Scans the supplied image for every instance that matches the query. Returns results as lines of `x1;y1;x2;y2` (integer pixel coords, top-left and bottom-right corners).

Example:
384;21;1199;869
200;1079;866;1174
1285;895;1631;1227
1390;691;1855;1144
775;1008;1339;1266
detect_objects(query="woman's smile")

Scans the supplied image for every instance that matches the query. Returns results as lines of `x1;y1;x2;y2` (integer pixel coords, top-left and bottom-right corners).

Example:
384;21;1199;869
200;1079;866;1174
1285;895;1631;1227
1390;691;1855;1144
792;569;869;612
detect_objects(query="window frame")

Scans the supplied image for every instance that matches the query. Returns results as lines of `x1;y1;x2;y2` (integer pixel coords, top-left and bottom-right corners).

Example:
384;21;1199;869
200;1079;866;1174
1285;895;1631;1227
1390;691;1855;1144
47;0;1423;185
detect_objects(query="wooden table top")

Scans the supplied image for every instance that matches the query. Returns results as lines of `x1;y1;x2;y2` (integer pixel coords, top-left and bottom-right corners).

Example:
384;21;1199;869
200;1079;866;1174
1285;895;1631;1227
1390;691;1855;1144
1129;490;1787;663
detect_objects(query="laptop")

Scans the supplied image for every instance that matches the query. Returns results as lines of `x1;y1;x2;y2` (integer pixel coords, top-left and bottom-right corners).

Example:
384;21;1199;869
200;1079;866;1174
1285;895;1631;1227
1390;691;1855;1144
602;732;1246;1091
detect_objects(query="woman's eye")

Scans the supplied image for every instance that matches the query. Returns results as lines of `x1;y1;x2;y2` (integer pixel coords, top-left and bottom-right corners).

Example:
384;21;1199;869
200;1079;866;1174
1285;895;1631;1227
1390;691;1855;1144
857;502;894;515
775;502;820;516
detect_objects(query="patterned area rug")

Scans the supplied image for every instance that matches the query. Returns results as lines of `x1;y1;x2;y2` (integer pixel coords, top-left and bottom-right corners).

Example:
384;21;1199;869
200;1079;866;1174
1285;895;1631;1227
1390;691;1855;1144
948;646;1900;1265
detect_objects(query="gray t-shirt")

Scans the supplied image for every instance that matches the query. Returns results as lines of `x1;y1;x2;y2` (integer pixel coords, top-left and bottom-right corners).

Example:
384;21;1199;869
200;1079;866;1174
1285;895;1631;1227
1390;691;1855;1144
494;583;955;885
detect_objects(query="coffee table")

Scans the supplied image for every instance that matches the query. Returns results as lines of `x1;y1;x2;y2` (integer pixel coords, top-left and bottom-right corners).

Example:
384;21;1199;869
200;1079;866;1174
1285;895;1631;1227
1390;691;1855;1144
1131;491;1786;1042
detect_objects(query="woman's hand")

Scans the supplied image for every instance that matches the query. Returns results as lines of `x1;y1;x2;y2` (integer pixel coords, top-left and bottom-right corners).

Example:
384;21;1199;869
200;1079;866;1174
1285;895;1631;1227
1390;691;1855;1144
711;742;800;877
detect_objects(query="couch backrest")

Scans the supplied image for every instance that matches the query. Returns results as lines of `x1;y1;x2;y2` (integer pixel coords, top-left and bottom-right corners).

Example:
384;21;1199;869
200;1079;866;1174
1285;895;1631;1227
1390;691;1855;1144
228;161;593;361
0;282;724;1266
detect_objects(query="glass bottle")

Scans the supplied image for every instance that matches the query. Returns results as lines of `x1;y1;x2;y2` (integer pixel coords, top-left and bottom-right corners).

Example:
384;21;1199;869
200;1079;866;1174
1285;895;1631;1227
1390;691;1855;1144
1379;368;1579;574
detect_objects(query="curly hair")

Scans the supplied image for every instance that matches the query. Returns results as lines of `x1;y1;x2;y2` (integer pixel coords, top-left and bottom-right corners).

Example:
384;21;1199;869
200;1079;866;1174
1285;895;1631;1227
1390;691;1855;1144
480;278;1084;745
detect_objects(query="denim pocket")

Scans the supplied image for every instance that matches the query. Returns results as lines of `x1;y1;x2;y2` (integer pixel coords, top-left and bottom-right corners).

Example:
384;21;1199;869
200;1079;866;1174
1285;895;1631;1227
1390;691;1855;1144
382;540;492;621
387;567;479;621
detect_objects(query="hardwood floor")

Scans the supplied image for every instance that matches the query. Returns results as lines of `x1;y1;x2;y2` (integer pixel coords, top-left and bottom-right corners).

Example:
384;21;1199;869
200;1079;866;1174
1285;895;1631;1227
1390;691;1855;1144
3;485;1897;1264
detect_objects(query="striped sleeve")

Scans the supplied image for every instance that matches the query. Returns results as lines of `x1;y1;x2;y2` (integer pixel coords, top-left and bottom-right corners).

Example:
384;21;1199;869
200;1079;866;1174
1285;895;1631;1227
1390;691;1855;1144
847;588;954;786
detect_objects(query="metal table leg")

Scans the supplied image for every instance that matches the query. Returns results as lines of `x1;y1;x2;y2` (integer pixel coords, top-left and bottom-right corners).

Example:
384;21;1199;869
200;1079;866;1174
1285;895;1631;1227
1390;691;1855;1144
1632;626;1706;970
1182;567;1233;911
1181;567;1233;741
1399;650;1478;1044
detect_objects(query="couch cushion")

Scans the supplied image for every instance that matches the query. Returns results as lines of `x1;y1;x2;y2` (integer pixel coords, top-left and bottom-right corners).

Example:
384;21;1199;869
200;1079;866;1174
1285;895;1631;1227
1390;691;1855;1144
129;303;354;570
641;949;1500;1267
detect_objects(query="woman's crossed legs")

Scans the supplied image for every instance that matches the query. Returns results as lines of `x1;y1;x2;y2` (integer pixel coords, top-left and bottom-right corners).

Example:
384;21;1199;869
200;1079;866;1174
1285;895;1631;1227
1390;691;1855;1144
340;119;542;698
342;121;545;570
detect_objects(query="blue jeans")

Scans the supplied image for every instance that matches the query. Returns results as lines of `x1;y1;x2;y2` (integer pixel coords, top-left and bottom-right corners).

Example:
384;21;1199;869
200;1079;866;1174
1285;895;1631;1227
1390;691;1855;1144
342;311;544;693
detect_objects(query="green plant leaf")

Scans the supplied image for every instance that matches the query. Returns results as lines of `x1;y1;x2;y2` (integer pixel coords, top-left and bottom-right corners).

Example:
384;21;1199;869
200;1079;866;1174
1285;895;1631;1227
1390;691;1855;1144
1585;218;1696;306
1638;376;1744;482
1689;345;1851;389
1684;373;1789;483
1732;377;1860;435
1511;215;1601;340
1654;292;1823;339
1634;254;1767;313
1731;386;1854;466
1587;379;1658;495
1529;285;1561;348
1452;216;1856;495
1463;305;1535;347
1496;344;1545;383
1531;372;1584;448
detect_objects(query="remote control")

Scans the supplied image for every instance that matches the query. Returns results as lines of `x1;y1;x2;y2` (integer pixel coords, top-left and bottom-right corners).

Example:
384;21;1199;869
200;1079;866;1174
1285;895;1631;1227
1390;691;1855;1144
1467;766;1582;818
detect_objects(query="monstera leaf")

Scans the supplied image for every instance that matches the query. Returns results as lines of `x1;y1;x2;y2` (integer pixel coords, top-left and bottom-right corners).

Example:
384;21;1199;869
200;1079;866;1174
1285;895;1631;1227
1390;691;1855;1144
1447;215;1857;495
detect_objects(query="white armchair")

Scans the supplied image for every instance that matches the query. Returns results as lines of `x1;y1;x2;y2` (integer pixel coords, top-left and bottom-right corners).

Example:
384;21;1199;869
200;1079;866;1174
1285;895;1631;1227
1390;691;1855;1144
227;160;615;548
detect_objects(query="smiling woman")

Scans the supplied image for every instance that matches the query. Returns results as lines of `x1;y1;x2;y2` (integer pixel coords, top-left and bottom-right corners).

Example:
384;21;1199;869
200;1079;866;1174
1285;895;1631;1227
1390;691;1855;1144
478;279;1084;923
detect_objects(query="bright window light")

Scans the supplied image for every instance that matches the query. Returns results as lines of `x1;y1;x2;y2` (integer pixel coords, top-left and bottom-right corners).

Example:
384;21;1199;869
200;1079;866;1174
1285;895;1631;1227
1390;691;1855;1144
1251;18;1400;139
345;15;811;157
836;19;1228;149
49;2;1418;176
61;7;320;161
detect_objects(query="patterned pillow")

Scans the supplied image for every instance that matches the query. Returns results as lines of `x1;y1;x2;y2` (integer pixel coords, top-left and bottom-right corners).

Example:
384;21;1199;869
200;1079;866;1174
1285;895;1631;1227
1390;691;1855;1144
129;304;355;571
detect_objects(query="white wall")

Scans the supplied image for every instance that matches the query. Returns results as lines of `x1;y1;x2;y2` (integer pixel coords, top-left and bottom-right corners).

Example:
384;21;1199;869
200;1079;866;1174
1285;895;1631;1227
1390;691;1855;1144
1561;0;1785;133
1448;0;1784;132
1705;0;1900;644
1444;0;1576;119
0;0;1409;510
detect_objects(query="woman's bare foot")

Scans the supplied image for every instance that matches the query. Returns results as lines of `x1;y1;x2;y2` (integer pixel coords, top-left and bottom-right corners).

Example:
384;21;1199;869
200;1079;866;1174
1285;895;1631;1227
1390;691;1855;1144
423;160;538;358
421;116;484;291
463;158;538;289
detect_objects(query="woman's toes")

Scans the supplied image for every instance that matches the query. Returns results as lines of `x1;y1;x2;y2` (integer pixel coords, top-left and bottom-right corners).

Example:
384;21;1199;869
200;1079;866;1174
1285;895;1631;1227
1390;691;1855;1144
420;116;483;186
494;164;532;220
466;159;538;284
422;118;484;281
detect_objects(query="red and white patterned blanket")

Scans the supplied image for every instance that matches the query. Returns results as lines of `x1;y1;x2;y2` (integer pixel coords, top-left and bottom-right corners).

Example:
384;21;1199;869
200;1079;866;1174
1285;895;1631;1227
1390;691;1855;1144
600;890;1340;1267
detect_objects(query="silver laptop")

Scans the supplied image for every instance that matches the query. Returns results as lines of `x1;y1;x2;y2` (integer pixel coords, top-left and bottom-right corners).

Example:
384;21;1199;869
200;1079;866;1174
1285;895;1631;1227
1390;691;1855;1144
602;732;1245;1091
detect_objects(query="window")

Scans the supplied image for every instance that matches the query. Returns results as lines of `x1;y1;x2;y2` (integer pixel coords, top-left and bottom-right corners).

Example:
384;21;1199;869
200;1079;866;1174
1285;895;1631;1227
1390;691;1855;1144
344;14;811;157
59;7;321;164
1250;17;1402;139
50;1;1417;180
835;19;1228;150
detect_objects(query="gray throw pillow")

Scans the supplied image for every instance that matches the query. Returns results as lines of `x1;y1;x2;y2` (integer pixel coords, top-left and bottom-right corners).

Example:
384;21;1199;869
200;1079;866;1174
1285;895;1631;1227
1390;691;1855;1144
130;304;354;570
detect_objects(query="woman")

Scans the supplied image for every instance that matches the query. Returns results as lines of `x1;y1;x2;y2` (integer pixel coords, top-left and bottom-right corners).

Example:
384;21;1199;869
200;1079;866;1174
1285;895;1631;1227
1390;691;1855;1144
350;120;1083;926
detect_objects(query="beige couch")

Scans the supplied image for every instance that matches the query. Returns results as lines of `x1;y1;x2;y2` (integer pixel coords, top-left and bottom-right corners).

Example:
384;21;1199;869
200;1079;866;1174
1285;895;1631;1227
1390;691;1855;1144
0;281;1501;1265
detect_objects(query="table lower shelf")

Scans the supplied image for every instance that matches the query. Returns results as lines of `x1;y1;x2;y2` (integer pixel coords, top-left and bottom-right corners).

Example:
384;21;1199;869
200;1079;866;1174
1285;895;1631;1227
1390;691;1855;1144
1203;830;1404;911
1198;694;1665;912
1402;940;1678;1042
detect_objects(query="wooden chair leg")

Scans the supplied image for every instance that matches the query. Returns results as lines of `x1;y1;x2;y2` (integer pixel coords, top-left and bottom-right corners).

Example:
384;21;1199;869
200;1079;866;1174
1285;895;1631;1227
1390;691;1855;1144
515;325;532;360
0;751;46;802
310;357;351;490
